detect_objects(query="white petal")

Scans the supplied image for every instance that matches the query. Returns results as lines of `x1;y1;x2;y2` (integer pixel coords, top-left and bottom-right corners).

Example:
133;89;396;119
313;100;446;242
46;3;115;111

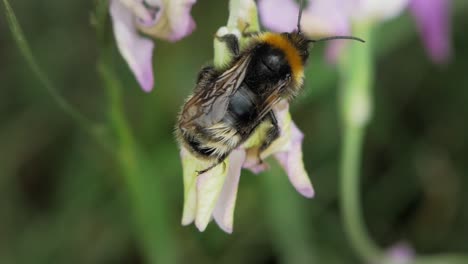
110;0;155;92
180;148;198;225
213;149;246;233
195;160;229;232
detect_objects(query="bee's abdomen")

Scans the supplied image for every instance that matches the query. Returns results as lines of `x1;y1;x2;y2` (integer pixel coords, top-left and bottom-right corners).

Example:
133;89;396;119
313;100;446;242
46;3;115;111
185;136;216;157
180;122;241;161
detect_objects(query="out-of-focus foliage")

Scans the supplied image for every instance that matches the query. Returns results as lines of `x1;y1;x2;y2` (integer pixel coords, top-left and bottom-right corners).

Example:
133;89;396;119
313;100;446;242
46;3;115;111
1;0;468;263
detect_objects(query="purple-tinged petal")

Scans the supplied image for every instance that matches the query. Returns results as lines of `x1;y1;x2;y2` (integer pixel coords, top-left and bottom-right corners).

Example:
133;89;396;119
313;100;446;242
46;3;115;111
138;0;196;42
213;149;246;233
302;0;351;37
303;0;351;63
247;101;314;198
385;242;414;264
258;0;299;33
409;0;452;64
110;0;154;92
259;0;350;37
274;123;314;198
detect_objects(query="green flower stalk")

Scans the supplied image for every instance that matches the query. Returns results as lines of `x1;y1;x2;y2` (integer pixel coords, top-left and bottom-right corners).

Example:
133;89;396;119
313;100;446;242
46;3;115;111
2;0;111;152
338;21;382;263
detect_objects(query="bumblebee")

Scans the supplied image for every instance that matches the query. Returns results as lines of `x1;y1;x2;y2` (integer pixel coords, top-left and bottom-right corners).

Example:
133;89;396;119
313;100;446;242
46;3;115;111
176;4;363;174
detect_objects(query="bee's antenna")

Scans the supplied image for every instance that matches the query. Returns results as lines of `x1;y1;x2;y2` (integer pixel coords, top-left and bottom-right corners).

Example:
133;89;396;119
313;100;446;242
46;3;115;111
297;0;305;33
309;36;366;43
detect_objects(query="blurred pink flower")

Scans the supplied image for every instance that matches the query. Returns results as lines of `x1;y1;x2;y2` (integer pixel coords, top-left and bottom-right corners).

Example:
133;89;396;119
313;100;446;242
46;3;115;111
383;242;415;264
110;0;196;92
409;0;452;63
351;0;409;22
181;102;314;233
258;0;350;37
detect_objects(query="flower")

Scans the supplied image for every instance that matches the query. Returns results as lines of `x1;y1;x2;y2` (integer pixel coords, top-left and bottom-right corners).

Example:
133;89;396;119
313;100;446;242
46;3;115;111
180;102;314;233
243;101;315;198
351;0;409;22
109;0;196;92
259;0;452;64
258;0;409;63
381;242;414;264
409;0;452;63
258;0;350;38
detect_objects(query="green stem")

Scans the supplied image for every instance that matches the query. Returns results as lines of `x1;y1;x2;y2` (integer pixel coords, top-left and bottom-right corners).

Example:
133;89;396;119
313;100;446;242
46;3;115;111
261;164;316;264
98;51;177;264
412;254;468;264
2;0;111;152
339;22;382;262
340;125;382;262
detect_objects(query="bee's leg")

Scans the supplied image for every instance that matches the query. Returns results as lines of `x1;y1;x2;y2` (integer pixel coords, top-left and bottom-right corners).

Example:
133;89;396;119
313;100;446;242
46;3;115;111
258;111;280;161
215;33;240;56
196;65;216;83
196;156;228;175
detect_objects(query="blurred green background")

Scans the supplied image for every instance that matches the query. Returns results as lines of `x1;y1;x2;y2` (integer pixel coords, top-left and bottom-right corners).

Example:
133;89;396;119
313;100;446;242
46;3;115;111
1;0;468;263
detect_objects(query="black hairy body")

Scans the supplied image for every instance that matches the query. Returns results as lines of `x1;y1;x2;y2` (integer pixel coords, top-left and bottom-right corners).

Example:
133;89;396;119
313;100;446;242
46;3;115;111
177;32;311;173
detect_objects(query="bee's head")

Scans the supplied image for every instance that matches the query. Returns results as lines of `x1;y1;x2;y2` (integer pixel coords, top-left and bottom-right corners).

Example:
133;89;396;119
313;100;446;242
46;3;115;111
287;0;364;64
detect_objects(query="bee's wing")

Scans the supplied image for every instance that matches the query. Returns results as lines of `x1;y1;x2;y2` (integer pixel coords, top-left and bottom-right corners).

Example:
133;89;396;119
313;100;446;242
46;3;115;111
181;55;252;127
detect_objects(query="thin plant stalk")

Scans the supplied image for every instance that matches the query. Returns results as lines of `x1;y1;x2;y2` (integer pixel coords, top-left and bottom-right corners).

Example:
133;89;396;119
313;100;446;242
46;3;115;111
2;0;112;152
338;21;383;263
